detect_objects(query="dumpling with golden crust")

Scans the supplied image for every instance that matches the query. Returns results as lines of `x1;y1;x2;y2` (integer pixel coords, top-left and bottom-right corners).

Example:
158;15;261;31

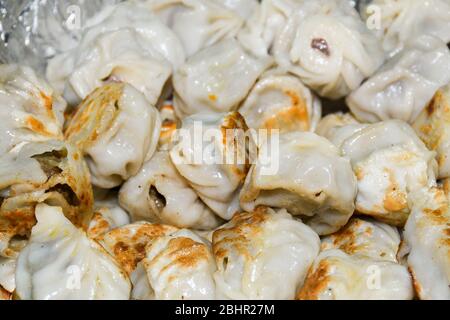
239;69;321;133
0;140;93;258
402;187;450;300
413;85;450;179
240;131;357;235
297;217;413;300
340;120;437;226
213;207;320;299
65;83;161;189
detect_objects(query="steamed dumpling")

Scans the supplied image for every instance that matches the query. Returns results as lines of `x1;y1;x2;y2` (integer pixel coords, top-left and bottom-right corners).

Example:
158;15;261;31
347;35;450;124
340;120;437;225
297;218;413;300
361;0;450;57
0;140;93;258
15;204;130;300
402;187;450;300
173;39;272;118
413;85;450;179
139;0;243;57
273;0;384;99
119;151;222;230
46;2;185;106
65;83;161;189
170;112;249;220
240;131;357;235
239;69;322;132
0;256;16;294
315;112;366;148
142;229;217;300
212;207;320;299
0;64;66;155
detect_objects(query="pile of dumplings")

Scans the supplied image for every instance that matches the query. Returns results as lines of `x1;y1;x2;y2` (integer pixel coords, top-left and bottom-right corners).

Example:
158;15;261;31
1;0;450;300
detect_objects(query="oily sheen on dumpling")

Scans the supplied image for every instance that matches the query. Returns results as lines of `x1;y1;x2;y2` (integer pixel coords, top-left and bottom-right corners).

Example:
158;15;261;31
240;131;357;235
173;39;272;118
65;83;161;189
413;85;450;179
402;187;450;300
239;69;321;133
297;218;413;300
360;0;450;56
212;207;320;299
339;120;437;226
139;0;243;57
0;140;93;258
46;2;185;106
347;35;450;124
273;0;384;99
119;151;222;230
0;64;66;155
170;112;249;220
15;204;131;300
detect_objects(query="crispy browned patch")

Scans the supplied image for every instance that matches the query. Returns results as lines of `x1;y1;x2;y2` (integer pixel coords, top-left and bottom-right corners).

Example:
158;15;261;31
354;167;364;181
208;94;217;102
0;286;11;300
383;169;408;213
297;260;331;300
408;266;423;299
263;90;310;132
100;223;177;274
39;91;54;118
325;219;365;255
426;94;439;116
26;116;53;136
165;237;209;268
87;211;111;239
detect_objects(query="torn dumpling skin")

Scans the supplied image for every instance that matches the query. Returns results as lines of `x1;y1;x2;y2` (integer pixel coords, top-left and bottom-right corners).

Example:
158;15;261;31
339;120;437;226
0;140;93;258
15;204;131;300
65;83;161;189
273;0;384;99
402;187;450;300
347;35;450;124
170;112;250;220
212;207;320;299
119;151;222;230
46;1;185;106
297;217;413;300
413;85;450;179
0;64;66;155
239;69;322;133
173;39;272;118
240;131;357;235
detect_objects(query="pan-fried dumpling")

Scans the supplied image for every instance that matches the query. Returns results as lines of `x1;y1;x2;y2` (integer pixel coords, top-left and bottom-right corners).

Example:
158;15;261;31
0;140;93;258
273;0;384;99
240;131;357;235
297;218;413;300
173;39;272;118
87;197;130;239
170;112;249;220
158;102;180;151
0;257;16;294
139;0;243;57
413;85;450;179
402;187;450;300
15;204;130;300
360;0;450;57
340;120;437;226
46;2;185;106
142;229;216;300
0;286;11;300
347;36;450;124
215;0;259;19
212;207;320;299
65;83;161;189
0;64;66;155
239;69;322;132
97;222;178;275
119;151;222;230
